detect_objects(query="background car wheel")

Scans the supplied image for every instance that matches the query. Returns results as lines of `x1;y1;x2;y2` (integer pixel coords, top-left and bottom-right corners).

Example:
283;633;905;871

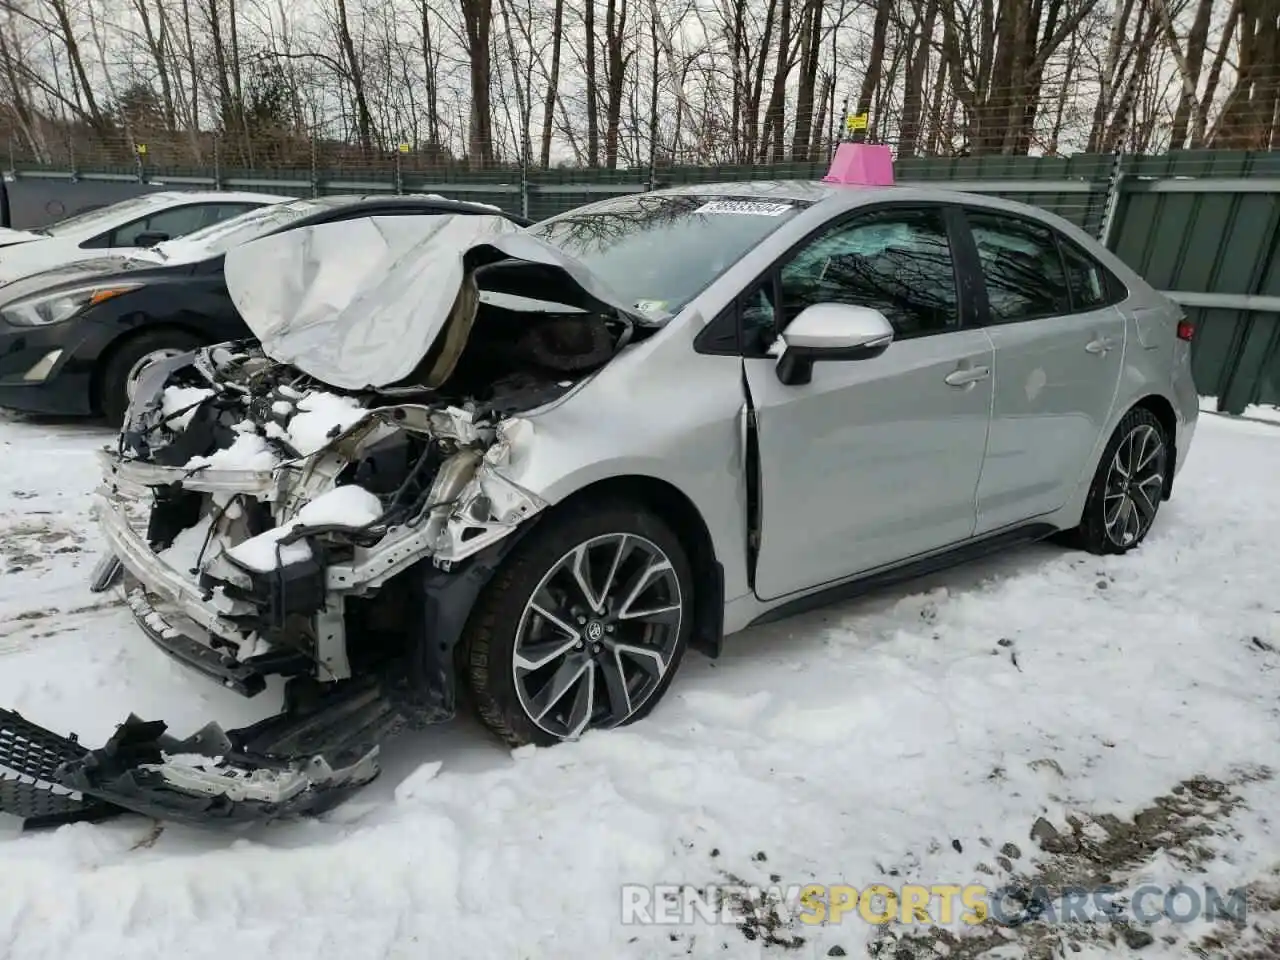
1070;407;1169;555
465;500;694;748
98;330;204;426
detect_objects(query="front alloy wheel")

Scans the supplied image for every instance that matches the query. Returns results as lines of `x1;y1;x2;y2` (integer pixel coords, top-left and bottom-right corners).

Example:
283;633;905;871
513;533;684;740
466;503;693;747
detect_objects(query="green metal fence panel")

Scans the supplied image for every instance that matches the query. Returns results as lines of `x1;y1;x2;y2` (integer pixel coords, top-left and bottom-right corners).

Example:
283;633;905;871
6;149;1280;415
1106;152;1280;413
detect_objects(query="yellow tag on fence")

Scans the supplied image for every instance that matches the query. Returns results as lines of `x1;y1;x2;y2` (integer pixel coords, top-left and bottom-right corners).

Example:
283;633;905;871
845;113;868;133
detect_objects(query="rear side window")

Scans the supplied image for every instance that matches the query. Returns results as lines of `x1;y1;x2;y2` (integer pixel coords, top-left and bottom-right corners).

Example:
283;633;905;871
965;210;1071;323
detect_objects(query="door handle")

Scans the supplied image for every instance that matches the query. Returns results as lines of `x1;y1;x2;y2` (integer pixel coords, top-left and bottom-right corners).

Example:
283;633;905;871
1085;336;1115;355
944;365;990;386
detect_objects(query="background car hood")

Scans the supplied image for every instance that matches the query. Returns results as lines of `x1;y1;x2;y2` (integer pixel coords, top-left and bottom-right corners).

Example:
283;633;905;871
0;227;43;249
0;256;178;308
222;213;649;391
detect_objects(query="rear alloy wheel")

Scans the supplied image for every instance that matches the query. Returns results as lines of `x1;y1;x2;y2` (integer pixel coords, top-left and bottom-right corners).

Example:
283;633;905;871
465;503;693;747
1073;408;1168;555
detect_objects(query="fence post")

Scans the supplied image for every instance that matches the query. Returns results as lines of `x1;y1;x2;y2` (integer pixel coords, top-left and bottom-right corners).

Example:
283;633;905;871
213;137;223;191
520;152;530;219
1099;152;1126;249
310;136;320;199
394;148;403;195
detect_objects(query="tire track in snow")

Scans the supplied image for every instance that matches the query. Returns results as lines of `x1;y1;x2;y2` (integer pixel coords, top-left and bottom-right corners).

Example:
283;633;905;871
0;599;126;656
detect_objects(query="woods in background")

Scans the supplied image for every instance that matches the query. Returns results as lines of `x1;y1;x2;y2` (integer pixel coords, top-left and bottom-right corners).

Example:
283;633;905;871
0;0;1275;171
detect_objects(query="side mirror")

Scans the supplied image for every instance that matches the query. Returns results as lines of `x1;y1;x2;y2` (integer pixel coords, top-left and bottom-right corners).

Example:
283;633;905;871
776;303;894;386
133;231;170;247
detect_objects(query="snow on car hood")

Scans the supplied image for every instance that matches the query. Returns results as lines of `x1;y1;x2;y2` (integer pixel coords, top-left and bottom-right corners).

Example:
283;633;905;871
222;213;649;391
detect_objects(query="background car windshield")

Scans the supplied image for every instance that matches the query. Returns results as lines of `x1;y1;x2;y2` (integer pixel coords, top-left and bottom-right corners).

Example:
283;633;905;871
526;194;804;313
41;194;169;237
150;199;323;261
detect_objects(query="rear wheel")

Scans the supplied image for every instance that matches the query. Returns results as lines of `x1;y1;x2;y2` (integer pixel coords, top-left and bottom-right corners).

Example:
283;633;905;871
1071;407;1168;555
465;501;693;747
98;330;204;426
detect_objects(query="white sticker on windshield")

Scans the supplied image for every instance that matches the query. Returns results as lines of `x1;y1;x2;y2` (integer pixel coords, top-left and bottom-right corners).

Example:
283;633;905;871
693;199;793;216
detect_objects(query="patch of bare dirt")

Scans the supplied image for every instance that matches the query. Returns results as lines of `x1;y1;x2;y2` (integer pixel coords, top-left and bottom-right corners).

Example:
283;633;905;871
0;516;86;573
868;769;1275;959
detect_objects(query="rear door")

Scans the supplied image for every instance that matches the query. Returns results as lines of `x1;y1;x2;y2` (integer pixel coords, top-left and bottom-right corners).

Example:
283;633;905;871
959;207;1128;533
744;203;996;601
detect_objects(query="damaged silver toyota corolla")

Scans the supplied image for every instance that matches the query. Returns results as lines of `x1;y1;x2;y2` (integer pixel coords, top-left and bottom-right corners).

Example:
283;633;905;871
1;178;1199;828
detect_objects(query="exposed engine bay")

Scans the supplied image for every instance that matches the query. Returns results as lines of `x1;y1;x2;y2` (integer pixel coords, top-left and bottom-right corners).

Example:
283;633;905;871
0;215;664;831
105;280;645;694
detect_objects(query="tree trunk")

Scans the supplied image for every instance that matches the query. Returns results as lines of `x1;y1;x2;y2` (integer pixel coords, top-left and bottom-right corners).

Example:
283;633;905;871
790;0;823;160
585;0;599;165
762;0;792;160
460;0;495;166
540;0;564;167
899;0;938;156
855;0;891;118
604;0;629;168
1167;0;1213;149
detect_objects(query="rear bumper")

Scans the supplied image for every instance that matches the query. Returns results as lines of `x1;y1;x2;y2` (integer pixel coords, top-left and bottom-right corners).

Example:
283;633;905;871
1171;340;1199;481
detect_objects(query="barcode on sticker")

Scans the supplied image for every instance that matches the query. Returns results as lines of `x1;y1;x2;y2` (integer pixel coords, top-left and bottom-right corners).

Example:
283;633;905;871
693;199;793;216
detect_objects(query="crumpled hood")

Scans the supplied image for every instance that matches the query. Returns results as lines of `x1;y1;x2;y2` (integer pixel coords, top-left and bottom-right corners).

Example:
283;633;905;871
0;227;43;249
222;213;648;391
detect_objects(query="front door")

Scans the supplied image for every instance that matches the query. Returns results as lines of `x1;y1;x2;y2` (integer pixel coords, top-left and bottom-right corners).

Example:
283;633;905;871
959;209;1128;533
743;205;995;602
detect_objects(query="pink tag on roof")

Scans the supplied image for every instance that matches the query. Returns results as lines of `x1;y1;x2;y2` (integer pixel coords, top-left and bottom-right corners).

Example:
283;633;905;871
822;142;895;186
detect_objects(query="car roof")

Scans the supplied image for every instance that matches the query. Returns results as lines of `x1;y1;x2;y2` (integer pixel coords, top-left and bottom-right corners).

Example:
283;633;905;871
292;193;530;225
636;178;1093;238
145;189;294;205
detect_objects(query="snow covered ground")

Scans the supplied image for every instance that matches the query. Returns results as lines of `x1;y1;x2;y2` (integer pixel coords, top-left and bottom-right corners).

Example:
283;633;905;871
1201;395;1280;424
0;408;1278;960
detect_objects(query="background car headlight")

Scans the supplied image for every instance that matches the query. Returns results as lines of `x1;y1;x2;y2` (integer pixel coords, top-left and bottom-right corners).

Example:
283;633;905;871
1;283;141;326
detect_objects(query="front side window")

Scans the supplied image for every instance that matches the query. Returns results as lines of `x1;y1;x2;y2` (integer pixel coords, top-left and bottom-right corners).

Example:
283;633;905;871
764;206;960;342
109;203;222;246
966;210;1071;323
526;193;805;315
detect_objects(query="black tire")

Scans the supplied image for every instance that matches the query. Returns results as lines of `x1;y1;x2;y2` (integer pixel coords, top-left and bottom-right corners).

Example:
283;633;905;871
465;500;694;747
98;330;205;426
1070;407;1169;555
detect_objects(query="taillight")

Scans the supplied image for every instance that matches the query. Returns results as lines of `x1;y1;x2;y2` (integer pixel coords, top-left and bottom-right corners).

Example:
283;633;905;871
1176;318;1195;342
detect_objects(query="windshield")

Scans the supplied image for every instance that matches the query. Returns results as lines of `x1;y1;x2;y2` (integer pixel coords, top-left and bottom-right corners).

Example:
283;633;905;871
41;194;170;237
525;193;805;314
150;198;323;262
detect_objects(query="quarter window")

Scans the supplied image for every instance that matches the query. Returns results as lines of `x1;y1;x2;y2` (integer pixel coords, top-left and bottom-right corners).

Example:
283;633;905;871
1059;238;1120;311
774;207;960;340
966;210;1071;323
